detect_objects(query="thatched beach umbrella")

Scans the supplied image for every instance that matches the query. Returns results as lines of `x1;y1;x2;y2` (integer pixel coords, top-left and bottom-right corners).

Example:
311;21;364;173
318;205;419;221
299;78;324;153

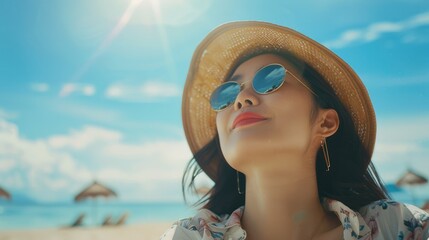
75;181;117;201
396;170;428;204
0;186;11;200
74;180;117;224
396;170;428;186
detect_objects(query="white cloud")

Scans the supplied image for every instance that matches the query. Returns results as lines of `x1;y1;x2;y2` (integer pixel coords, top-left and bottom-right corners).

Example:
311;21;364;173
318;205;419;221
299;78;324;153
0;108;17;120
59;83;96;97
377;115;429;142
47;101;184;137
100;140;188;162
82;85;96;96
364;22;403;41
48;126;122;150
2;173;25;189
105;81;180;102
324;11;429;48
372;114;429;182
0;119;20;145
0;119;93;201
60;83;76;97
50;102;123;125
30;83;50;93
0;119;192;202
408;11;429;27
362;72;429;87
0;159;15;172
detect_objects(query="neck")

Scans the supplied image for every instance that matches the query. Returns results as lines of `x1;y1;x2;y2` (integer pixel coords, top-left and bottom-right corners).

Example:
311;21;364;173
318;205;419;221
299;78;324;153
241;165;340;240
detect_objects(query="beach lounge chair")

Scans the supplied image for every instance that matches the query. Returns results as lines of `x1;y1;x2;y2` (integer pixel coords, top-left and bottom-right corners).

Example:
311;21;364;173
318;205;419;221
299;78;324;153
421;201;429;213
102;214;114;226
70;213;85;227
115;212;129;226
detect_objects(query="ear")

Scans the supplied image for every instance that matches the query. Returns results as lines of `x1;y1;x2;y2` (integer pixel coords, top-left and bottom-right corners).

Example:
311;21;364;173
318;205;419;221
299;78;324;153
316;109;339;138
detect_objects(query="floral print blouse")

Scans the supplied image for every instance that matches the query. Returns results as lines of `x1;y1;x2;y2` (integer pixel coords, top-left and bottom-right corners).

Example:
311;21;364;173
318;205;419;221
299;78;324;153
160;198;429;240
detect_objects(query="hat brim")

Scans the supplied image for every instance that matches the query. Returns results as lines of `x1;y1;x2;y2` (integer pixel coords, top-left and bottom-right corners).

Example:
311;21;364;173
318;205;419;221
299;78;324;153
182;21;376;180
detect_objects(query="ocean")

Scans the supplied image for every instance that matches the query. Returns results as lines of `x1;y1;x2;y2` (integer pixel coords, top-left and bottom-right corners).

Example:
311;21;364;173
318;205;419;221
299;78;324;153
0;189;426;230
0;201;196;230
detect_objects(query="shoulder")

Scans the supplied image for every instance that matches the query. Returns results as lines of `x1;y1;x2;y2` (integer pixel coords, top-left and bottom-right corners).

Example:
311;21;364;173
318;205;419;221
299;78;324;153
359;199;429;239
159;207;246;240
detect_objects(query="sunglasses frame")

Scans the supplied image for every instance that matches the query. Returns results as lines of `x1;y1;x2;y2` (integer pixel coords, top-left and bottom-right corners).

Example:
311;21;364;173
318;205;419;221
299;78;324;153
210;63;318;112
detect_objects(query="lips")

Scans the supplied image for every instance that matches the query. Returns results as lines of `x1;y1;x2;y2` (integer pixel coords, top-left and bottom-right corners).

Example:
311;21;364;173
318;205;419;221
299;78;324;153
232;112;267;129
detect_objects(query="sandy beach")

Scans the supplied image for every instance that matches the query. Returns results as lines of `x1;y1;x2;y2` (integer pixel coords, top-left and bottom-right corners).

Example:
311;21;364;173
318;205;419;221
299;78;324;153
0;222;173;240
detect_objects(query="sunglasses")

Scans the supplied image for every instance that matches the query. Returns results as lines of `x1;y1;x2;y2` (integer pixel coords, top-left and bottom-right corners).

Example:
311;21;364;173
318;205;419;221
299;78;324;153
210;63;317;111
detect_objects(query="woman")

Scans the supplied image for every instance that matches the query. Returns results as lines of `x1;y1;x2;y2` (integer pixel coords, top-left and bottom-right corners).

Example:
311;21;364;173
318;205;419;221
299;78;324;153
161;21;429;240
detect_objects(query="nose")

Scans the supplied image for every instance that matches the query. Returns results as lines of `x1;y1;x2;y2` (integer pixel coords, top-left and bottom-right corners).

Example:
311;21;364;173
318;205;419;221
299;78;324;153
233;82;260;110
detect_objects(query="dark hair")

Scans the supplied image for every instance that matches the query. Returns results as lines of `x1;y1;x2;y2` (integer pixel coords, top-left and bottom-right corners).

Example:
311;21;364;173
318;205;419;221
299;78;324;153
182;50;390;216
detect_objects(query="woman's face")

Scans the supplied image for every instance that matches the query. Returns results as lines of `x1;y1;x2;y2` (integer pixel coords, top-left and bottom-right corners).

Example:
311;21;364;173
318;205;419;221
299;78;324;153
216;54;321;172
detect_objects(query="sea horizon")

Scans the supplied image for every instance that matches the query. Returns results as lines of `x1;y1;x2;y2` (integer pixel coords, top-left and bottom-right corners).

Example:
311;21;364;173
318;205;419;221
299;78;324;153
0;198;200;230
2;184;429;230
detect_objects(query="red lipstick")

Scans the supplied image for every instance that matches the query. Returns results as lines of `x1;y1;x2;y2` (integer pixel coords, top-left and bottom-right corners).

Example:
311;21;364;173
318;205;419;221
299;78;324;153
232;112;267;129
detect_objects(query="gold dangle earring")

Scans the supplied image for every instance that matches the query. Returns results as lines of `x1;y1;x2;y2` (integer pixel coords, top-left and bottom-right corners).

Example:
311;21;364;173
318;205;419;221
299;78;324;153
237;170;244;195
321;138;331;171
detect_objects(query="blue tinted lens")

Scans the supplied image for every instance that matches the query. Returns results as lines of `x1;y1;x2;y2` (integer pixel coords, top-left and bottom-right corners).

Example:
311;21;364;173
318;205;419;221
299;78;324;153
252;64;286;94
210;81;241;111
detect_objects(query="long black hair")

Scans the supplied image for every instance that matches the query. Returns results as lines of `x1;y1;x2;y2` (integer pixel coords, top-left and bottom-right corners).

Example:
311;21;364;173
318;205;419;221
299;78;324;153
182;50;390;216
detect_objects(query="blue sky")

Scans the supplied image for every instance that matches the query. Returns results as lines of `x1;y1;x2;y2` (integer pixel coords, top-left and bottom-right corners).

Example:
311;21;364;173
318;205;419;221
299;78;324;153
0;0;429;203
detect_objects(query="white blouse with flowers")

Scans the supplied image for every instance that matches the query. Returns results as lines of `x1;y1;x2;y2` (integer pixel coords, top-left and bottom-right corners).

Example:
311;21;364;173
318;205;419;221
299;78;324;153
160;198;429;240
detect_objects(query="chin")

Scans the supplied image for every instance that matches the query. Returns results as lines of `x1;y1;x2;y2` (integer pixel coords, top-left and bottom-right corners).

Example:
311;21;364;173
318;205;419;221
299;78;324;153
221;141;265;170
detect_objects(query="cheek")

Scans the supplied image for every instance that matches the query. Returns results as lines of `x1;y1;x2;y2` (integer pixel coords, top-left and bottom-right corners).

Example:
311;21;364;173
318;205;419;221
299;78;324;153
215;112;229;149
215;112;228;135
269;96;314;148
274;109;312;146
215;112;242;168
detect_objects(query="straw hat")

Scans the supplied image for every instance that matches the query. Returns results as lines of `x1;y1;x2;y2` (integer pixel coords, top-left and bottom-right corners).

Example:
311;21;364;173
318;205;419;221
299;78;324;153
182;21;376;179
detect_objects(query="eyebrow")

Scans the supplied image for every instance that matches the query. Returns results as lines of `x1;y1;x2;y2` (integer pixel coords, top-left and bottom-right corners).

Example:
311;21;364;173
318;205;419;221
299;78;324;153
226;74;242;82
